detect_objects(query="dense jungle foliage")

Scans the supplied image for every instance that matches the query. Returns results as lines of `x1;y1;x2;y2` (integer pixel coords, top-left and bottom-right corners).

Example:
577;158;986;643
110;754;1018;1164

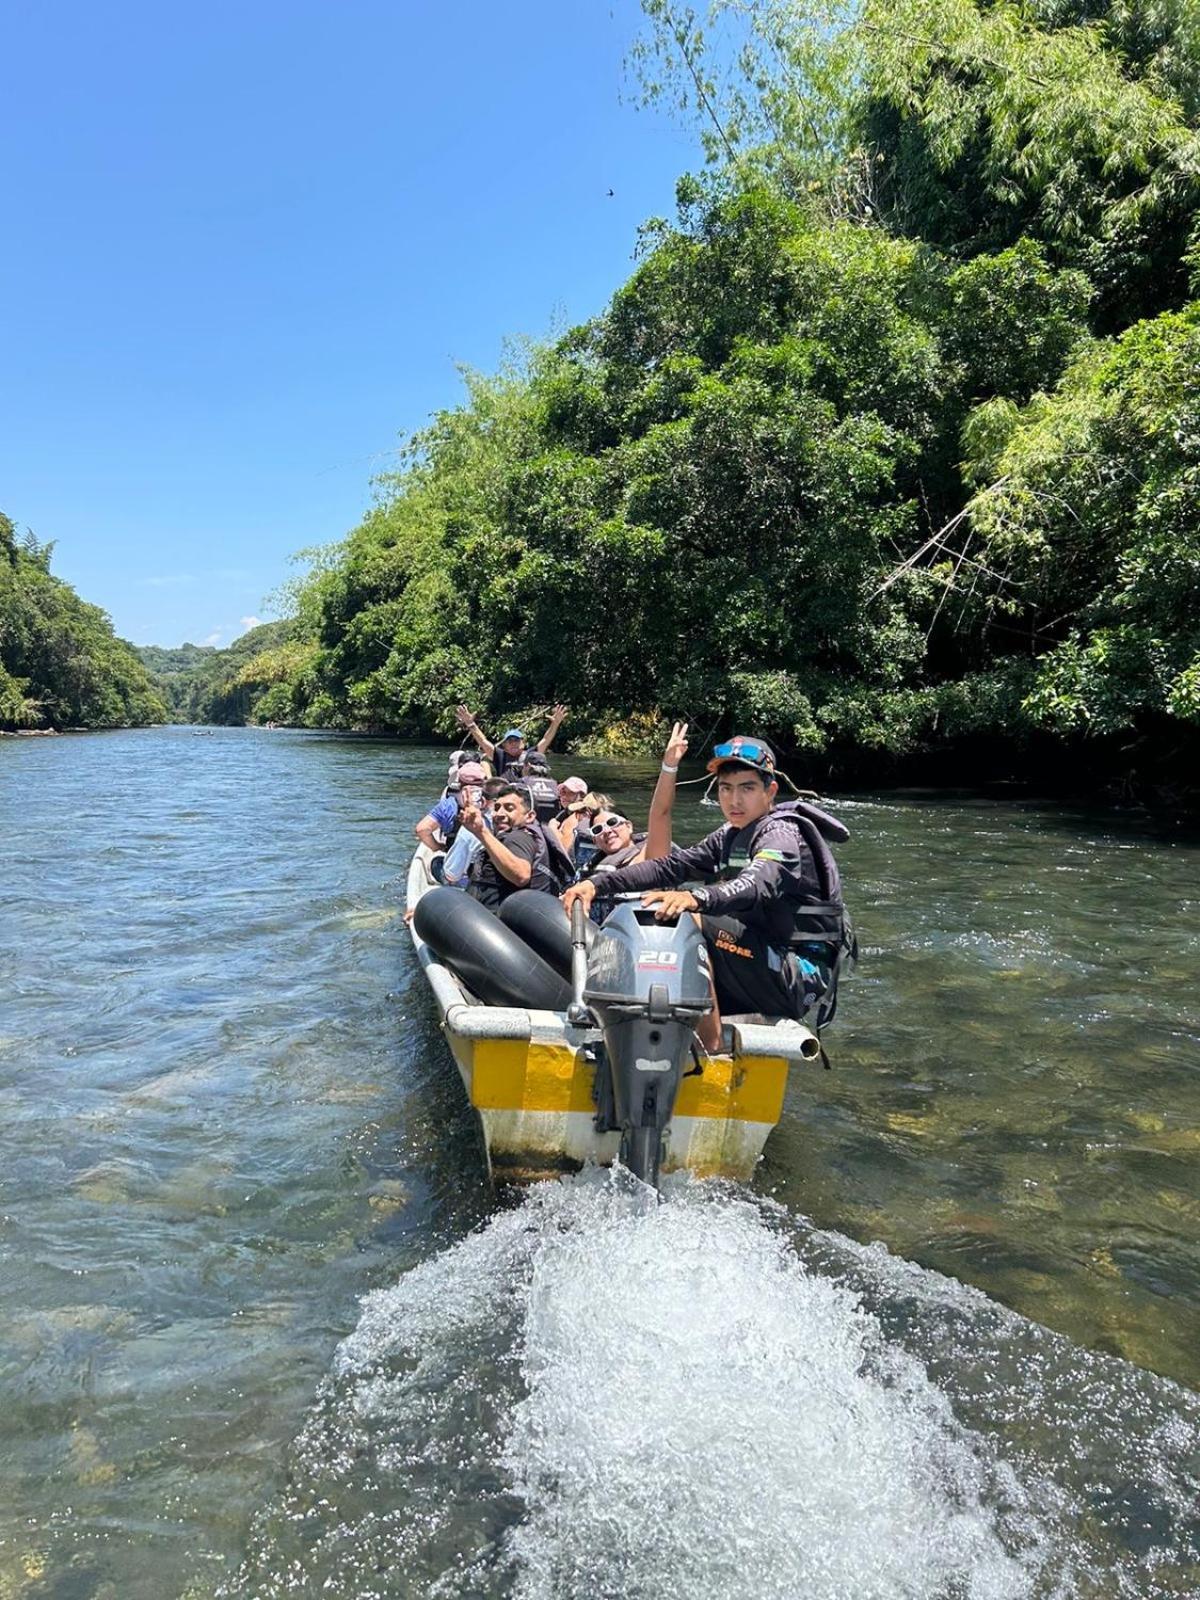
234;0;1199;793
138;621;295;724
0;513;166;731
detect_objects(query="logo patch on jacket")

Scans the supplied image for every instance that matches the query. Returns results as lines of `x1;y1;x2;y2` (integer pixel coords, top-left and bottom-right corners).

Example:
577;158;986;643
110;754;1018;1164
755;848;787;862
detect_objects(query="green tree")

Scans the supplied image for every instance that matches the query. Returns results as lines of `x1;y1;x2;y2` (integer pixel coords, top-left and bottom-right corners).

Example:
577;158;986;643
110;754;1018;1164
0;513;167;730
964;304;1200;738
247;4;1200;797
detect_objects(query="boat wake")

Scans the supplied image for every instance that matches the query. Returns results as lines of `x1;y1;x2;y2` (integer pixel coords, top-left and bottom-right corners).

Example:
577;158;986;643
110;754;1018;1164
223;1174;1200;1599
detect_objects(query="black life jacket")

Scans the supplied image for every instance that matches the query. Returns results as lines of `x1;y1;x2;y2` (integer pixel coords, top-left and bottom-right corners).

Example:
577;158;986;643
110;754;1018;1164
534;818;577;891
774;801;848;953
717;800;856;1029
492;747;526;778
580;834;647;886
439;787;465;851
468;817;559;900
520;774;560;824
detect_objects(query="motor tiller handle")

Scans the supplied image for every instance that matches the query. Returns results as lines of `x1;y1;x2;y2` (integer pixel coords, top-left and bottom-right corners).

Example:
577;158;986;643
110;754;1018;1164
567;899;591;1026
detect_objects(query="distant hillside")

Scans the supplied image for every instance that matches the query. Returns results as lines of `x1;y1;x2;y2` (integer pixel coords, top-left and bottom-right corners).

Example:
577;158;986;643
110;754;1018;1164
1;513;167;730
138;620;297;724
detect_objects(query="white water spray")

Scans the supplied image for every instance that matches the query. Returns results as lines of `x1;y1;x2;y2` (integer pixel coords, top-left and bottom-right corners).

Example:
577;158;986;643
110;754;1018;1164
501;1179;1032;1599
334;1175;1040;1599
226;1173;1199;1599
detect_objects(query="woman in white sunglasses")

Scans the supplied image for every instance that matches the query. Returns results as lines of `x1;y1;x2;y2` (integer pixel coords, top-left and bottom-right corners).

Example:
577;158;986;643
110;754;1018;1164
581;810;645;875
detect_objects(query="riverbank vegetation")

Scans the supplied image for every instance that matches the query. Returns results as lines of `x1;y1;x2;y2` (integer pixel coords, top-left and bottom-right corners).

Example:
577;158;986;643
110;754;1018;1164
137;621;297;724
34;0;1199;801
227;0;1198;800
0;513;166;731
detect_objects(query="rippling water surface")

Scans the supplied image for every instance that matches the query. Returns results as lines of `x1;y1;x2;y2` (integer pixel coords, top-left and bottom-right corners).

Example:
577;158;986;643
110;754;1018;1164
1;728;1197;1598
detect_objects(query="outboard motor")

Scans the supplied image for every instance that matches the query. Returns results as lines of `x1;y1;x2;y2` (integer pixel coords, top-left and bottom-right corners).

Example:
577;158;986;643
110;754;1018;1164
572;899;712;1190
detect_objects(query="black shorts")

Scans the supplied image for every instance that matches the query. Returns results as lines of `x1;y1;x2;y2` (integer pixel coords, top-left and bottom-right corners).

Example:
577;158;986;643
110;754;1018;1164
699;914;820;1021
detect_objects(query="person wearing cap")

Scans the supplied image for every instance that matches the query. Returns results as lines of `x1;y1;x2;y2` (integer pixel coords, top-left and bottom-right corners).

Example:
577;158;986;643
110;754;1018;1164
414;761;489;853
561;729;828;1052
454;703;568;777
557;775;588;810
513;748;561;822
547;775;590;854
551;784;616;864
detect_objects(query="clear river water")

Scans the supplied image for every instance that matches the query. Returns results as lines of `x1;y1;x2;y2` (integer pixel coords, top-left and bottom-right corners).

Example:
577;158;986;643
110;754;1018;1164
1;726;1198;1599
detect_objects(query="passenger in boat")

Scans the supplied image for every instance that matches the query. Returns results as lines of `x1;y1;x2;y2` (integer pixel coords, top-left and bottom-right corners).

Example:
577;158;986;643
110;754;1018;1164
413;761;488;853
557;774;589;813
574;810;648;919
561;730;849;1052
517;750;561;821
551;788;609;867
442;776;507;887
446;749;472;785
454;703;568;777
463;784;557;909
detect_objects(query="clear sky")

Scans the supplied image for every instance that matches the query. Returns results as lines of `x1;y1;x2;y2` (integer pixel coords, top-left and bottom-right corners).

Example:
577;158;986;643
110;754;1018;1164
1;1;700;647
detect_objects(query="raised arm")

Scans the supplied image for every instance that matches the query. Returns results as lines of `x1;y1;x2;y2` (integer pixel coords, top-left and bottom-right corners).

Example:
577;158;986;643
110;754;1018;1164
536;703;567;755
645;720;687;860
455;704;495;759
463;806;532;888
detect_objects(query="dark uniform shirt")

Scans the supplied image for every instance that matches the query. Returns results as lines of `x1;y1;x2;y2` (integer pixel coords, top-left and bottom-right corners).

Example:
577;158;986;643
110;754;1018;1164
466;822;553;910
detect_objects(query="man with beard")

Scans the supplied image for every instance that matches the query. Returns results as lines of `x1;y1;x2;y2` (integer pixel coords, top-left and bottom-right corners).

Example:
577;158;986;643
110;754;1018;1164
463;784;555;910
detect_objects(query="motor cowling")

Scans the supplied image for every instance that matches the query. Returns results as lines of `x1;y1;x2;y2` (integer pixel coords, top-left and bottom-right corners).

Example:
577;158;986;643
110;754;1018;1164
583;903;711;1187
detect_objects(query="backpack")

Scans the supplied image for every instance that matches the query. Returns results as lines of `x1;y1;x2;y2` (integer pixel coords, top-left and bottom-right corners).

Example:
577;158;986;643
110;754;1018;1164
716;800;857;1031
520;774;560;824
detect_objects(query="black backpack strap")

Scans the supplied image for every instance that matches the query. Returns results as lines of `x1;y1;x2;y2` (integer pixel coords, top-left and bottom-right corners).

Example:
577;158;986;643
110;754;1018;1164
783;809;855;1033
537;821;577;891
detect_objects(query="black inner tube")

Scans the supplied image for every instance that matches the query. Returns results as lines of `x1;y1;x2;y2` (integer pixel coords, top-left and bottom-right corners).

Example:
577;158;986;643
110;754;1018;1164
413;886;572;1011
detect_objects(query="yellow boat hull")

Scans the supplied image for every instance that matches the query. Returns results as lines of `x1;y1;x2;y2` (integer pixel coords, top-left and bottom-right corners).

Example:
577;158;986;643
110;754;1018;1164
448;1030;790;1183
407;849;818;1185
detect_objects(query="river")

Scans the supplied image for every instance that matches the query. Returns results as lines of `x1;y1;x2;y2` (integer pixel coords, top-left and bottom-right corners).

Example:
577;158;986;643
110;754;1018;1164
1;726;1197;1598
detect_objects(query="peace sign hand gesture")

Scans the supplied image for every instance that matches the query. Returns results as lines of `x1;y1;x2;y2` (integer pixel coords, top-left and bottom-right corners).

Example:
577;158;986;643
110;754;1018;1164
663;720;689;769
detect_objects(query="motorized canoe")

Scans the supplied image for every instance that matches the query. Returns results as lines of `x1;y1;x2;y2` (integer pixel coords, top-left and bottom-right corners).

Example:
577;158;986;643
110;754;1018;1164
406;846;822;1184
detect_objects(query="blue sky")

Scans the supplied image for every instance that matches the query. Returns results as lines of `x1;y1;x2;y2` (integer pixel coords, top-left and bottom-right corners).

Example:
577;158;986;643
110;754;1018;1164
1;1;701;647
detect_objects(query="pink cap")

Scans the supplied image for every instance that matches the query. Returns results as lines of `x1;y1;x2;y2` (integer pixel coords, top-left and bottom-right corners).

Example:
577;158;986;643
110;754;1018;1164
559;776;588;796
457;762;487;784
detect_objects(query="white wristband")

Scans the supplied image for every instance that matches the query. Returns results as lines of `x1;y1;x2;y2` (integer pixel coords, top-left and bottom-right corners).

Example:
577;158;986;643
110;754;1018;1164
660;762;679;774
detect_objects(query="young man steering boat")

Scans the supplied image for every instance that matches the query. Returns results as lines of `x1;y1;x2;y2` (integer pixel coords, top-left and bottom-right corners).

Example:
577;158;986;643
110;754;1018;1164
561;729;847;1053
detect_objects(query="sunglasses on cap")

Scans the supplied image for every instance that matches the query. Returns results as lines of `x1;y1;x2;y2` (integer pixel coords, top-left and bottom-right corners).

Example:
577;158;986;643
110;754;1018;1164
589;813;628;836
709;737;775;773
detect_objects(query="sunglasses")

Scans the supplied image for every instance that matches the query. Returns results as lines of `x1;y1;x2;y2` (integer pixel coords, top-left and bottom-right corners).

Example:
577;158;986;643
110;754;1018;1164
589;814;627;835
712;738;774;771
